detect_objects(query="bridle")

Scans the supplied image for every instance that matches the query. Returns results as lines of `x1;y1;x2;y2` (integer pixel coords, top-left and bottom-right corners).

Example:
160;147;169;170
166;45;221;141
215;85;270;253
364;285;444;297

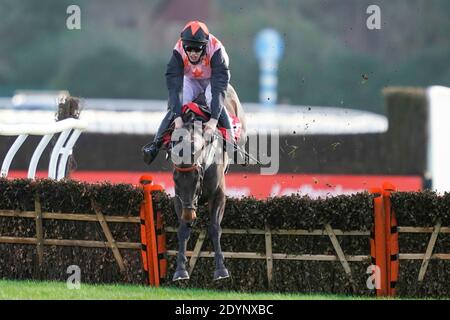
174;162;204;210
173;163;199;173
171;114;220;210
173;142;206;210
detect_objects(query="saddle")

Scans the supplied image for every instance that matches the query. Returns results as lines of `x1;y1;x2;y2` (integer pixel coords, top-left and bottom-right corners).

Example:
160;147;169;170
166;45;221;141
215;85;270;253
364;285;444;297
161;102;242;148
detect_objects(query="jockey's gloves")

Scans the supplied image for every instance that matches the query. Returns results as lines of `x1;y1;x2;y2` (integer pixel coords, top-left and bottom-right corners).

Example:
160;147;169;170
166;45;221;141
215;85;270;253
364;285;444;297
204;118;218;135
205;118;218;133
174;117;184;129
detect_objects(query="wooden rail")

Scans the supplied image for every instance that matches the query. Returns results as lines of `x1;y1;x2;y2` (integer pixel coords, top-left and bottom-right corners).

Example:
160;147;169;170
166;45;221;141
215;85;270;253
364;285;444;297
2;207;449;284
165;225;371;287
0;198;142;272
164;225;450;286
0;236;141;249
0;210;140;223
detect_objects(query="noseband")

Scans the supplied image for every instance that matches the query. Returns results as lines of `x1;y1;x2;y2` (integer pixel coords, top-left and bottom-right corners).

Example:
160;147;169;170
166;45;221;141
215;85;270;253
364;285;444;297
173;162;204;210
173;163;199;173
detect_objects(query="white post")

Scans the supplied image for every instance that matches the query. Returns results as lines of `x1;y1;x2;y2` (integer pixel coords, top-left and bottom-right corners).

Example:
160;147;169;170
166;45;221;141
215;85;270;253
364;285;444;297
1;135;28;178
48;129;72;180
28;134;54;179
56;129;83;180
426;86;450;193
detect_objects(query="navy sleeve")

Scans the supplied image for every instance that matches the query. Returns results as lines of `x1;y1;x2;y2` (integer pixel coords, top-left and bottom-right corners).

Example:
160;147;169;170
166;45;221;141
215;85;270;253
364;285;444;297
210;48;230;120
165;50;184;117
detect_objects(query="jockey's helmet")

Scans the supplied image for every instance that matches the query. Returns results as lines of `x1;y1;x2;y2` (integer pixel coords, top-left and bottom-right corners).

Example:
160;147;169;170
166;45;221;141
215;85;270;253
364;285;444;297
181;20;209;48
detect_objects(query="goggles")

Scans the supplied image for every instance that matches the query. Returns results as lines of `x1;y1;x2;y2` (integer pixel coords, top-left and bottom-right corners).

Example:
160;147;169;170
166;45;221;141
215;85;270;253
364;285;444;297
183;45;205;53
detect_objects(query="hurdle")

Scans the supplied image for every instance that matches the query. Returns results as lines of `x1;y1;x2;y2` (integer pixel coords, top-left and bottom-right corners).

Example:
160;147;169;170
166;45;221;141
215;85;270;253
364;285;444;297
0;118;88;180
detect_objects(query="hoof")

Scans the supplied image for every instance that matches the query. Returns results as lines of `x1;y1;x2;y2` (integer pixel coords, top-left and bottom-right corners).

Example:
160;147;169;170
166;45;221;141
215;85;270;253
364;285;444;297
213;268;230;281
172;270;190;282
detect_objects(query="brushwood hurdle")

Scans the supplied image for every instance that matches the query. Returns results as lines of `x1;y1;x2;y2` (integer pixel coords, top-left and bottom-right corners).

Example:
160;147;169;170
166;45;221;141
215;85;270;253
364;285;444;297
1;175;450;297
149;182;450;297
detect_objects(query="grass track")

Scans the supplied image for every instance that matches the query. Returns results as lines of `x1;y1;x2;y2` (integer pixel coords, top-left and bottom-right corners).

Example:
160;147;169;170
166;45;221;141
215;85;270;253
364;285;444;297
0;280;384;300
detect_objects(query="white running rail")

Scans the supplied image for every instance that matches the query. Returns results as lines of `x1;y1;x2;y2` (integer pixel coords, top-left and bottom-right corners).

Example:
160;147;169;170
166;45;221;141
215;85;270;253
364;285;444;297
0;118;88;180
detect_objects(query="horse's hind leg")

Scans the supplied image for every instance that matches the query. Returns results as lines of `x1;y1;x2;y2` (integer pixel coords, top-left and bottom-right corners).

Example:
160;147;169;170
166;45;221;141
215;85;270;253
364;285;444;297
173;198;191;281
209;190;229;281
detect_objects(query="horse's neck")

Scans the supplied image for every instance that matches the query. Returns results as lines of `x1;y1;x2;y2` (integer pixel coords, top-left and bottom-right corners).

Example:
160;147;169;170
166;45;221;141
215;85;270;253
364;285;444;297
223;84;246;133
223;85;239;117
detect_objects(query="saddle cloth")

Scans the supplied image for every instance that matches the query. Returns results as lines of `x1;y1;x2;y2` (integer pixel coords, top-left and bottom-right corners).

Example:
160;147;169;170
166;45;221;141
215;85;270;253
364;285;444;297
162;102;242;147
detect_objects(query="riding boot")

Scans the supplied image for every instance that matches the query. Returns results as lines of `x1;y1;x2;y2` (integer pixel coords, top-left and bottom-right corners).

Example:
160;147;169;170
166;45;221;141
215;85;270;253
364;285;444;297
142;111;173;165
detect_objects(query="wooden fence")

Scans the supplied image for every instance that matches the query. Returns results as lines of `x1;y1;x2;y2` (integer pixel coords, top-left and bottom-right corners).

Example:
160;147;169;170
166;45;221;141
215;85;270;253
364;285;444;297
164;226;370;291
0;196;142;272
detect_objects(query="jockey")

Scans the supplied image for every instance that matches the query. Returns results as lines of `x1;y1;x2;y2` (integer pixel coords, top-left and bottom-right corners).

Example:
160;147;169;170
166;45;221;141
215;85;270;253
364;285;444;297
143;20;235;165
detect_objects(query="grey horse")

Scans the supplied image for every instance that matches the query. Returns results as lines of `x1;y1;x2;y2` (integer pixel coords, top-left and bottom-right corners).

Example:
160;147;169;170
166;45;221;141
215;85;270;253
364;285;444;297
170;84;247;281
170;109;231;282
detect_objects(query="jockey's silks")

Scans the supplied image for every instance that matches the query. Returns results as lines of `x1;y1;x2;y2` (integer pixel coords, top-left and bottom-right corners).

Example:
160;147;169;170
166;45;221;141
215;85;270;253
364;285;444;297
174;34;230;81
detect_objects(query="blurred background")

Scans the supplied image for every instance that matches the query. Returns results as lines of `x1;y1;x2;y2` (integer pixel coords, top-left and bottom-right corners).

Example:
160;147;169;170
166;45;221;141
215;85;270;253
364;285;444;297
1;0;449;197
1;0;449;112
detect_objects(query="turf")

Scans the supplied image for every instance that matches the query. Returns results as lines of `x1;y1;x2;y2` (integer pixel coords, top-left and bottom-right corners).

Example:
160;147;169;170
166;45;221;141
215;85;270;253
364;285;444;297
0;280;380;300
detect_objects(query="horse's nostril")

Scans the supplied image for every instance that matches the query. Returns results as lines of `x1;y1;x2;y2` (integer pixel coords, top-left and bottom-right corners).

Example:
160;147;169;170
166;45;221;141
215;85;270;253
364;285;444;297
181;208;197;222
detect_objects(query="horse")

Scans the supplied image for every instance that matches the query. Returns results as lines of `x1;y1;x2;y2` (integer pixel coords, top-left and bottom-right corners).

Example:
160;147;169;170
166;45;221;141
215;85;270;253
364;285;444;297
170;84;246;281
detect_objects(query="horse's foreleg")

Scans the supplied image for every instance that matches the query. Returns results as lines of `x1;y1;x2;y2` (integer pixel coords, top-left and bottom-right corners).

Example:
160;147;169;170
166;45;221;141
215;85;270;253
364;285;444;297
209;189;229;280
173;197;191;281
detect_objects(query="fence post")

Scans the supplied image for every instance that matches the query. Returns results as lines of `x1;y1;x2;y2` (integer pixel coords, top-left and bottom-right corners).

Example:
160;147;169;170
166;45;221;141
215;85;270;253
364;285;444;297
34;195;44;266
151;184;168;280
139;175;159;286
382;182;399;297
139;175;167;286
370;187;388;297
264;225;273;290
370;183;399;298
